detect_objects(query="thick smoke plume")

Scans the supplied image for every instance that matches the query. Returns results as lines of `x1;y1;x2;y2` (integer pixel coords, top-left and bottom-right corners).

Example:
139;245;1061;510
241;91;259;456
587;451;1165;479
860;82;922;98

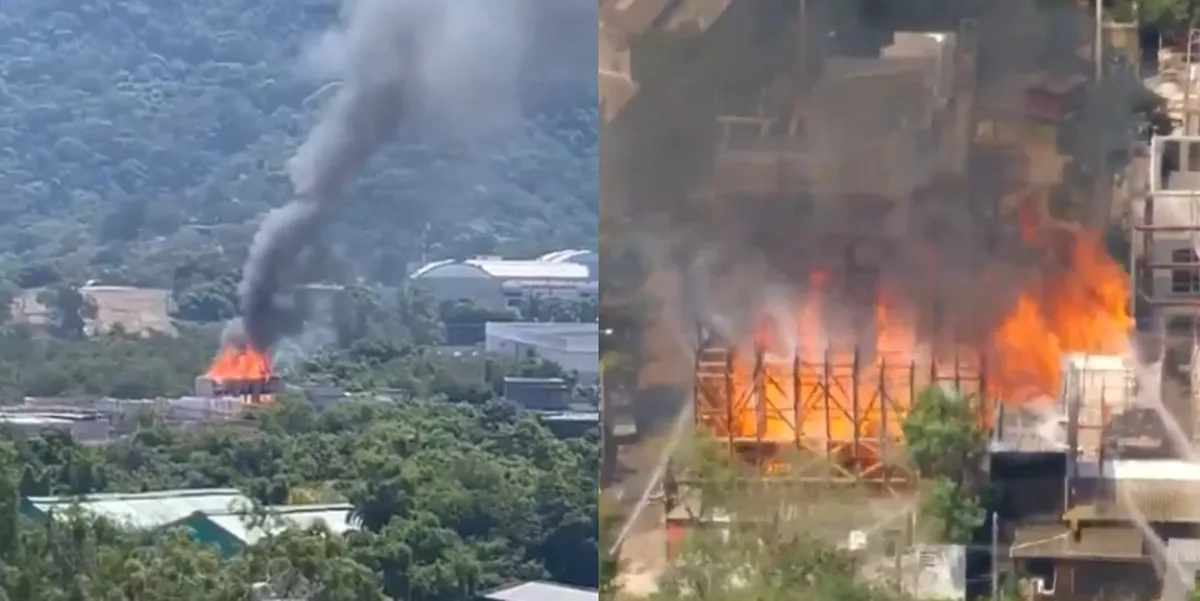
606;0;1143;356
225;0;536;351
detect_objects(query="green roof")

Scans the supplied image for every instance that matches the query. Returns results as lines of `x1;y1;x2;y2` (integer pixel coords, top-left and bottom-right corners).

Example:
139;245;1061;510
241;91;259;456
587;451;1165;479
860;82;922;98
201;503;357;545
25;488;251;530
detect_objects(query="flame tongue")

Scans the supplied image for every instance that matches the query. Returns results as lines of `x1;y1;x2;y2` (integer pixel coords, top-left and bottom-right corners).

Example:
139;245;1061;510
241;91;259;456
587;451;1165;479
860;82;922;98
206;346;272;382
747;202;1132;409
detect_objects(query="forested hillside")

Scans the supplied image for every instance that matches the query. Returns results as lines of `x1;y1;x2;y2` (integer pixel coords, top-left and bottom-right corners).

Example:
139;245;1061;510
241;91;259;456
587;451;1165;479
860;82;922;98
0;0;597;295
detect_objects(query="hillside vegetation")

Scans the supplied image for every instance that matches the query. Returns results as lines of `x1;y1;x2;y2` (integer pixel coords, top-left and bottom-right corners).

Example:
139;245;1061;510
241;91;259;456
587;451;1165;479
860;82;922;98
0;0;597;308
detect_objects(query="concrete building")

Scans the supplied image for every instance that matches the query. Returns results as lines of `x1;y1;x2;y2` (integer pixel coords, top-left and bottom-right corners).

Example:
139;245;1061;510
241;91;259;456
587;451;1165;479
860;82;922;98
10;285;177;337
485;322;599;383
0;411;110;443
411;251;598;311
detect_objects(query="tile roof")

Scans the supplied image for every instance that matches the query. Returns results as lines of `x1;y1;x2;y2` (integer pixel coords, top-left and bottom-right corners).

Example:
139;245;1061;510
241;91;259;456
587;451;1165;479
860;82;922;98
26;488;250;530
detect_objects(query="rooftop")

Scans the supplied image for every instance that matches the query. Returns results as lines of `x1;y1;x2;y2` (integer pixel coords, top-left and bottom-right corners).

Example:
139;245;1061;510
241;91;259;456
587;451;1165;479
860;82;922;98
537;249;596;264
25;488;251;529
481;581;599;601
411;252;594;282
1011;524;1145;561
1076;458;1200;481
537;411;600;423
486;322;599;353
203;503;357;545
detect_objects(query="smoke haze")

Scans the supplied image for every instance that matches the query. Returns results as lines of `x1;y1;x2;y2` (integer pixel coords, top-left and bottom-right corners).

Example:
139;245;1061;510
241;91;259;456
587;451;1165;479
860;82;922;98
605;0;1143;354
226;0;541;351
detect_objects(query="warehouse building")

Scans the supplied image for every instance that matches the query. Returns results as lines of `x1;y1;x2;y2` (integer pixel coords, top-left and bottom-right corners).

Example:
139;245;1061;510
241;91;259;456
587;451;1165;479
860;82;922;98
22;488;356;558
486;322;599;383
410;250;597;311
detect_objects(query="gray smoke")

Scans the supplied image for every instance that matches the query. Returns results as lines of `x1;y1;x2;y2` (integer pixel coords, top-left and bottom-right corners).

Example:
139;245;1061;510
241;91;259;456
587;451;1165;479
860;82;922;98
225;0;533;351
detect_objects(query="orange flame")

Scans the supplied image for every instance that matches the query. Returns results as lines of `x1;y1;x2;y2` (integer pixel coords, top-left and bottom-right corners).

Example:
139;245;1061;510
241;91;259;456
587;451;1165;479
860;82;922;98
991;205;1133;403
206;345;272;382
713;199;1133;464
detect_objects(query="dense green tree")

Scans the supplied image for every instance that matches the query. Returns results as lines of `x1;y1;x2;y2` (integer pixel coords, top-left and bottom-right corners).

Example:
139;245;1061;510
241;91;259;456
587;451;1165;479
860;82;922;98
0;395;598;600
902;387;987;544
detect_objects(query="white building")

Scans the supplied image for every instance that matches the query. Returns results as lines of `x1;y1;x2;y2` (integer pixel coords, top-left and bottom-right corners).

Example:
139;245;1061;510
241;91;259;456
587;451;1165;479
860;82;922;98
485;322;599;383
410;250;598;311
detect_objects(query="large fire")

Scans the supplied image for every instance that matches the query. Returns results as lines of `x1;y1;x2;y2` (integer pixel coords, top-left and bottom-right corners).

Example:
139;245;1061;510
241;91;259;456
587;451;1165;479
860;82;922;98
206;345;272;383
719;200;1133;451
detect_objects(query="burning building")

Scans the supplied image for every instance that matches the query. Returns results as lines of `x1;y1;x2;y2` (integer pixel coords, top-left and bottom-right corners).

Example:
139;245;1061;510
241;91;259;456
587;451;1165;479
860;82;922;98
194;346;279;405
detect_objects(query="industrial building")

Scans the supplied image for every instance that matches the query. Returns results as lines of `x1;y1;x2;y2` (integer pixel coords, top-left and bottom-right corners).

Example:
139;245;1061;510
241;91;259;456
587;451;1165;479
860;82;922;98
486;322;599;383
22;488;356;558
410;250;598;311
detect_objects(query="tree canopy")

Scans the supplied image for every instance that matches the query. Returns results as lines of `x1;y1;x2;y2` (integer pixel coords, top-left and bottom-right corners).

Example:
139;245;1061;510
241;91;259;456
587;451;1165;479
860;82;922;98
0;395;598;600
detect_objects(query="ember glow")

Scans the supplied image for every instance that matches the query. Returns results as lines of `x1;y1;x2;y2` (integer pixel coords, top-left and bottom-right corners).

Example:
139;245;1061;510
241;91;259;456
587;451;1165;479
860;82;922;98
205;345;272;383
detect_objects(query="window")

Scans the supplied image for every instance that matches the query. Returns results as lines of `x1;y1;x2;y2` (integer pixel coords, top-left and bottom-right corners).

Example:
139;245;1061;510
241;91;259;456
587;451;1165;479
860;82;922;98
1189;142;1200;172
1172;248;1200;294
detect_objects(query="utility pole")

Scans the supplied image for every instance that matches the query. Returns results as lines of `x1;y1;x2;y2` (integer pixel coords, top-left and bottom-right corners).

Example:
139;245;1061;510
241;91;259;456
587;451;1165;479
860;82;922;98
1094;0;1104;81
991;512;1000;601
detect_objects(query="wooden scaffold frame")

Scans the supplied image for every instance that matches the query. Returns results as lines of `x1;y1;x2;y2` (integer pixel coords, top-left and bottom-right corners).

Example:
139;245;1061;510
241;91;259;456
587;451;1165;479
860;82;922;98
694;344;989;494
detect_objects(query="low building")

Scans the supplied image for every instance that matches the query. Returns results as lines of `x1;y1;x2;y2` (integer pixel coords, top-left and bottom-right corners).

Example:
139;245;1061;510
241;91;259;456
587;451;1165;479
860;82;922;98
486;322;599;383
184;503;357;557
9;285;177;337
537;411;600;438
0;411;111;443
22;488;252;529
21;489;355;558
479;581;598;601
1009;523;1154;600
504;377;571;410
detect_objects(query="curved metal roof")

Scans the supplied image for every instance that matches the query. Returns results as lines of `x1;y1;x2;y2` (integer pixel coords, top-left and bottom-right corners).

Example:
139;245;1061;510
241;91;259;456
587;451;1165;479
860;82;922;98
537;249;597;263
411;256;591;281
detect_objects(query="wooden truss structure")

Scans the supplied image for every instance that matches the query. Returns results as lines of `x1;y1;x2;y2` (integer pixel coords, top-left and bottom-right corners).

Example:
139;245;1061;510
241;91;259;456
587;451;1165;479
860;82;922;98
693;345;989;493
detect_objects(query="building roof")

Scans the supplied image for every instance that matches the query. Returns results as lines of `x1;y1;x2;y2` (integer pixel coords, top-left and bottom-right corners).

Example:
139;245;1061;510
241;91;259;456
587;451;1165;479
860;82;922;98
0;413;77;426
1010;524;1146;561
537;411;601;423
202;504;357;545
486;322;599;353
1077;458;1200;481
25;488;250;529
537;249;596;264
469;259;589;280
411;257;593;282
480;581;598;601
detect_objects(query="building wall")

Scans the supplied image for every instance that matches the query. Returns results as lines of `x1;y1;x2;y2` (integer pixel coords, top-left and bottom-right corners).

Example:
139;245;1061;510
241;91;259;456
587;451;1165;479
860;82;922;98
485;323;599;382
1061;560;1157;601
184;514;244;558
1016;559;1156;601
414;275;507;310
